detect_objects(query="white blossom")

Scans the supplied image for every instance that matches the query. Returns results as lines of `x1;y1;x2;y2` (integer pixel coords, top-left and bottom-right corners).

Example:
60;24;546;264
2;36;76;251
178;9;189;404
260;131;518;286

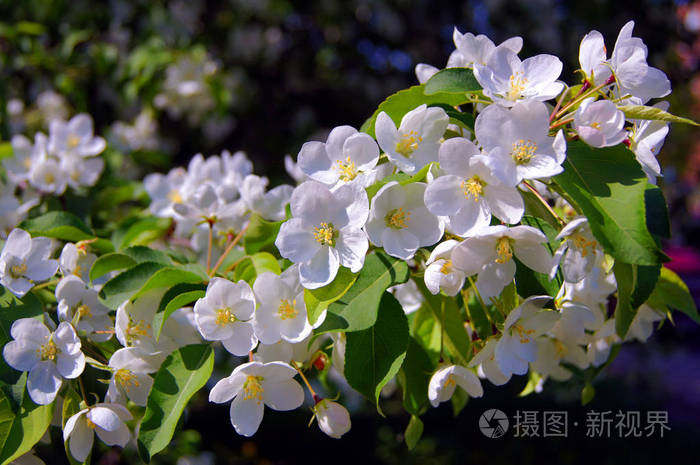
56;276;112;342
48;114;106;159
314;399;351;438
424;240;465;296
106;347;158;406
0;228;58;298
365;181;443;260
573;98;627;148
551;217;602;283
275;181;369;289
193;278;258;356
63;403;132;462
428;365;483;407
209;361;304;437
375;104;449;174
3;319;85;405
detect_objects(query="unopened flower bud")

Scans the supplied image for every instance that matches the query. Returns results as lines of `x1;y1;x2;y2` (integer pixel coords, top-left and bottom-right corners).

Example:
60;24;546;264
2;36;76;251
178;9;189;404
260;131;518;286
311;352;328;371
314;399;351;439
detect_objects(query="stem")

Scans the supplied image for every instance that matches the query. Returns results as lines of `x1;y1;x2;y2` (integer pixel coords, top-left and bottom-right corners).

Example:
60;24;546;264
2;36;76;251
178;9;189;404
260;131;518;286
291;360;317;400
206;221;214;274
78;376;89;405
33;279;59;290
522;181;565;226
208;223;249;278
549;117;574;131
554;76;614;120
549;85;572;122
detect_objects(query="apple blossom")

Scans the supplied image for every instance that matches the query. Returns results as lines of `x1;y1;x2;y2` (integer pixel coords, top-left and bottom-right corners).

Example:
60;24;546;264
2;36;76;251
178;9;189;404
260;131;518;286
423;240;466;296
275;181;369;289
314;399;352;438
375;104;449;174
428;365;483;407
573;98;627;148
209;361;304;437
3;319;85;405
365;181;443;260
63;403;132;461
0;228;59;298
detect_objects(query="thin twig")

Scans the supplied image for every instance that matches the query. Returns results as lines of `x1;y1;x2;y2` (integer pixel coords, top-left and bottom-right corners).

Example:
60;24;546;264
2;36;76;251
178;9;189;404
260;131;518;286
208;223;250;278
522;181;565;226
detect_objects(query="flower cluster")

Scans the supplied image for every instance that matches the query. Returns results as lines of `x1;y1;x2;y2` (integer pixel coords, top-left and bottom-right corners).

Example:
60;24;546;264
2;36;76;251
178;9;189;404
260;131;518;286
0;20;694;463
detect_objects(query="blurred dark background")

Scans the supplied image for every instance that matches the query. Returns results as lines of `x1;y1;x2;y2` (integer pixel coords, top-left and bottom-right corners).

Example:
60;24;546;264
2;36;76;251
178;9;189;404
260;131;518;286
1;0;699;463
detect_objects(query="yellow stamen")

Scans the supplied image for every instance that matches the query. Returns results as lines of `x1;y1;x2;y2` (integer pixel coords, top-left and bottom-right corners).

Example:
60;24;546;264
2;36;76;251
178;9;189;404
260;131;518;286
73;264;82;277
44;172;55;184
511;139;537;164
313;223;336;246
506;72;528;101
440;260;453;275
461;175;485;201
590;121;601;130
554;340;568;356
127;319;151;339
85;417;97;429
443;374;457;389
243;375;264;404
570;233;597;257
395;131;422;157
336;156;358;182
168;190;183;204
386;207;410;229
215;308;237;326
37;340;58;361
278;299;298;320
495;237;513;264
67;134;81;149
10;262;27;278
115;368;140;391
77;304;92;318
513;324;535;344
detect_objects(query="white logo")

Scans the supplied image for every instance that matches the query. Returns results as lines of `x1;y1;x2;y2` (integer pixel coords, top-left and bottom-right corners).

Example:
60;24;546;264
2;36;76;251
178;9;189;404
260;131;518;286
479;409;509;438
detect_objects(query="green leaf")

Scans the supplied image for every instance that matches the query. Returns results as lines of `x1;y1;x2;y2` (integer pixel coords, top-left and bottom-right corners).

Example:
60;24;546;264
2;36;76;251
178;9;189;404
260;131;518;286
514;215;562;298
619;105;699;126
243;214;283;255
18;211;94;242
89;254;137;282
344;293;409;413
114;217;172;250
404;415;424;450
428;103;476;130
99;262;168;309
0;379;53;465
464;293;492;341
424;68;481;95
360;85;469;138
232;252;281;284
315;251;409;334
581;383;596;406
138;344;214;463
554;142;668;266
304;267;358;326
365;162;435;200
414;281;471;366
153;283;207;342
131;265;208;302
647;267;700;324
521;190;559;228
410;305;443;365
644;184;670;241
398;337;435;415
613;261;660;338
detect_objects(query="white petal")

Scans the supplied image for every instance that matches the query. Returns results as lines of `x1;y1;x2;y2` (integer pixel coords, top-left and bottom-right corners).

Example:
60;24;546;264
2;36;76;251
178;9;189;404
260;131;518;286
230;395;265;437
299;246;340;289
262;378;304;411
68;418;94;462
27;361;62;405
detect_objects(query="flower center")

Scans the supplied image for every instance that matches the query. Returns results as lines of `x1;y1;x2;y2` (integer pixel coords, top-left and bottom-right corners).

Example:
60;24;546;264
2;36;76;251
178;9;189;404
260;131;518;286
243;375;264;404
511;139;537;164
395;131;422;157
115;368;140;391
570;233;597;257
495;237;513;264
127;319;151;339
554;340;568;356
461;175;486;201
44;172;55;184
336;156;358;182
278;299;298;320
506;72;528;101
513;324;535;344
215;308;236;326
67;134;81;149
443;374;457;389
86;417;97;429
590;121;601;130
313;222;337;247
168;189;183;204
440;260;453;275
77;304;92;318
386;207;410;229
9;262;27;278
38;340;58;361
